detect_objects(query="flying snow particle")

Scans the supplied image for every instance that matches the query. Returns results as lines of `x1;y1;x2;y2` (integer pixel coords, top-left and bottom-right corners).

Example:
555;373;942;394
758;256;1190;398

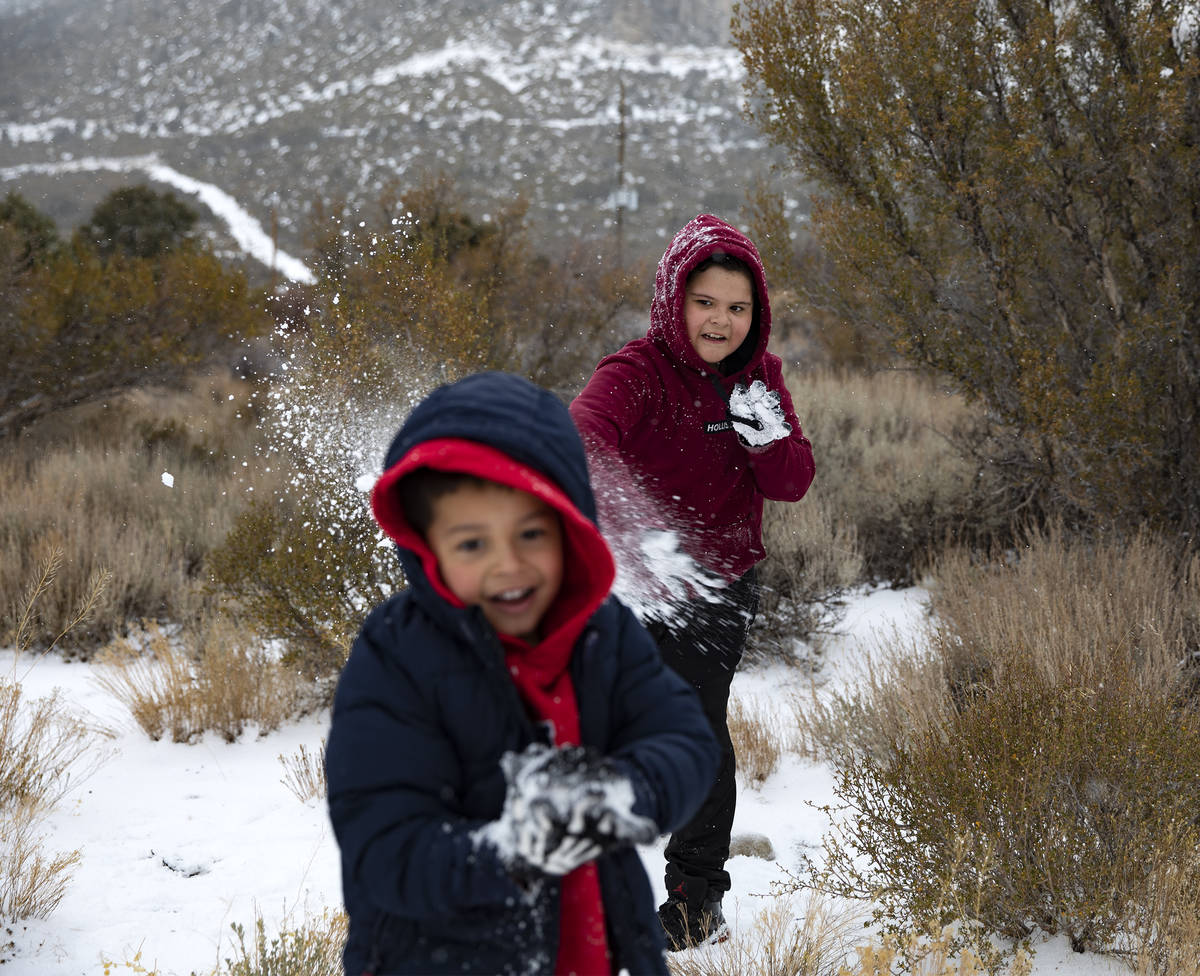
161;471;175;488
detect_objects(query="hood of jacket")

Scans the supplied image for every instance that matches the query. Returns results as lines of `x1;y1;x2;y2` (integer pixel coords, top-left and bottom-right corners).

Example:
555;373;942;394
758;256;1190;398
648;213;773;379
369;371;615;651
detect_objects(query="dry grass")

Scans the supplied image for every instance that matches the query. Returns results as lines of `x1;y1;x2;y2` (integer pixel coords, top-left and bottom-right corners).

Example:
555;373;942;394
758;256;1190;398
752;491;865;660
94;617;303;743
796;525;1200;965
750;366;999;659
788;639;953;763
666;893;864;976
792;523;1199;764
729;696;791;787
213;905;347;976
1129;839;1200;976
0;678;96;814
101;905;348;976
781;368;1006;585
1;557;102;925
0;804;82;921
278;742;327;804
926;523;1199;701
0;373;275;655
663;891;1037;976
839;925;1032;976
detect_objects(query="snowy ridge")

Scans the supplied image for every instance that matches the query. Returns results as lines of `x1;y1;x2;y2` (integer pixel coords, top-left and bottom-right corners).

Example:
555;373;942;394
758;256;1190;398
0;0;783;264
0;39;743;145
0;155;314;283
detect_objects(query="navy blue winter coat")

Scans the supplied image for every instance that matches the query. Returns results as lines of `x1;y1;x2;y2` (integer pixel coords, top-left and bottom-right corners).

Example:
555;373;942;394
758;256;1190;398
325;372;720;975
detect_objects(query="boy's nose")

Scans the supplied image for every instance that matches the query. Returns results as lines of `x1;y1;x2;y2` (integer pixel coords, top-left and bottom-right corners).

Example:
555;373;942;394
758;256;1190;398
493;543;522;572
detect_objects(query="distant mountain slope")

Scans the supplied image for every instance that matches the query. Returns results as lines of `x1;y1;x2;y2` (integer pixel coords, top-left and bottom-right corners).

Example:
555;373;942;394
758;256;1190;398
0;0;799;268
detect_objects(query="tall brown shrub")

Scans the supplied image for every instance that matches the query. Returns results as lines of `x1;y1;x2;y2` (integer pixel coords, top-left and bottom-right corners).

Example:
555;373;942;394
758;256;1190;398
0;377;272;653
793;527;1200;965
735;0;1200;531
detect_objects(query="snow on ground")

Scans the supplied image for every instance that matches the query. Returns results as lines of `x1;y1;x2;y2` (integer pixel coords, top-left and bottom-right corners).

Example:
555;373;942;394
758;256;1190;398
3;586;1127;974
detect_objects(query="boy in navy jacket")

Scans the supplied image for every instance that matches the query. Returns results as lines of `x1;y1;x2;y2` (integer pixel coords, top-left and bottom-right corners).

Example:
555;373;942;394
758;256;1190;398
325;371;720;975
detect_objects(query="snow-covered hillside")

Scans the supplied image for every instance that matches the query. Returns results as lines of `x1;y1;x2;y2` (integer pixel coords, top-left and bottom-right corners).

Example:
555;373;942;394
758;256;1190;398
0;0;798;267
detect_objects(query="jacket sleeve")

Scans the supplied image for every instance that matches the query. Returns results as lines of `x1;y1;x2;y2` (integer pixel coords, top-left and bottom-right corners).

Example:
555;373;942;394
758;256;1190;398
598;603;720;833
570;361;676;550
569;358;653;455
325;621;524;919
744;354;816;502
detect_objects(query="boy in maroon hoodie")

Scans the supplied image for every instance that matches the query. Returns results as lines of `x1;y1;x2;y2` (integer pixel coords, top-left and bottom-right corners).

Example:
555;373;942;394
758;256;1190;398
570;214;815;949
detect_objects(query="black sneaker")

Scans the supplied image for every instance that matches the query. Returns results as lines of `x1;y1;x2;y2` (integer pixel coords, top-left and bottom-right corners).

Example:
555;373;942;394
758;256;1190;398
657;895;729;951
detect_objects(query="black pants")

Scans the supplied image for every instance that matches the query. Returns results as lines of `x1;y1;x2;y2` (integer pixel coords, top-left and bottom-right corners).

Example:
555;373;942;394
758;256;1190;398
646;568;759;908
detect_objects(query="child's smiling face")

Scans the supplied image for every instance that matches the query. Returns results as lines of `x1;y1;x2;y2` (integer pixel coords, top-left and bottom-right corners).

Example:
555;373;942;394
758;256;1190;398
684;265;755;365
425;481;564;643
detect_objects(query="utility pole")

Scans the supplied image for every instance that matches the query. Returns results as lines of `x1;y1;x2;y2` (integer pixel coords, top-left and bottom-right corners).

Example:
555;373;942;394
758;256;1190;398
616;76;627;267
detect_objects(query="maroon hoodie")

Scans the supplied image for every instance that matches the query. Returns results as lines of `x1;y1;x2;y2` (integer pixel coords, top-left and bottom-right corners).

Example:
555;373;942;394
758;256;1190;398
570;214;815;581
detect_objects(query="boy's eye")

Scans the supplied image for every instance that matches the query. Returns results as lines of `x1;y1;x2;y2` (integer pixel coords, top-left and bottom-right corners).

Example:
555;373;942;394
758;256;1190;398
521;526;547;541
455;538;483;553
731;304;747;314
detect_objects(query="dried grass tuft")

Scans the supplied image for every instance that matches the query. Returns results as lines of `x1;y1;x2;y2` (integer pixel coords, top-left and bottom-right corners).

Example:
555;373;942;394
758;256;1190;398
94;617;302;743
1;553;100;924
666;893;863;976
0;376;274;654
729;696;790;787
214;904;347;976
0;804;82;921
278;742;327;804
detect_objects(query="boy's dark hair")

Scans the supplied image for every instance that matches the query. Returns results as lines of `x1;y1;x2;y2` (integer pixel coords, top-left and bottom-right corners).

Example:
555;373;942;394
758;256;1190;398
396;468;496;536
686;251;756;293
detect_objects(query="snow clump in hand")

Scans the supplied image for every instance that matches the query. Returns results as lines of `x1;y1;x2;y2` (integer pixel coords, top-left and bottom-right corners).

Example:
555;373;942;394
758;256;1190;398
476;742;658;878
728;380;792;448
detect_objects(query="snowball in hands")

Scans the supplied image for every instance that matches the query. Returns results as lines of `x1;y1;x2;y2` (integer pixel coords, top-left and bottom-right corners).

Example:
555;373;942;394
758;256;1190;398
728;380;792;447
477;742;657;877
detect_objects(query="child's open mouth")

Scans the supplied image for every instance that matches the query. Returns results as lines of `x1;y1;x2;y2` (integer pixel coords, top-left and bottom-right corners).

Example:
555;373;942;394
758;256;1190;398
701;333;727;344
489;586;536;610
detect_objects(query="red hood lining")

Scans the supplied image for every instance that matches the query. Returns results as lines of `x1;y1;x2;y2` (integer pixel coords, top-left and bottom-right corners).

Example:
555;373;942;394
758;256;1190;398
371;438;615;650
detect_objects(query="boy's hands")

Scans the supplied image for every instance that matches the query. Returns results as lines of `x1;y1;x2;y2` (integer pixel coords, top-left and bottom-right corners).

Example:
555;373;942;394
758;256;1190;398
485;742;658;878
728;380;792;448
